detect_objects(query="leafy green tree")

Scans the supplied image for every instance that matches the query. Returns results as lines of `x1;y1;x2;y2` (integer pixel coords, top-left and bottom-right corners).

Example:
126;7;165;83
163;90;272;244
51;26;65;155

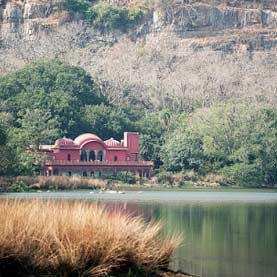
83;104;134;140
16;109;60;149
137;111;170;167
161;129;205;172
0;144;16;176
0;61;104;137
0;125;6;145
0;122;16;176
6;109;60;175
161;104;277;186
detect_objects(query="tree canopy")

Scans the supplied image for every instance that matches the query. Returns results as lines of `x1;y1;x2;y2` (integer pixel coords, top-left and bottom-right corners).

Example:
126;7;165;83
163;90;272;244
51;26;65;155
0;61;276;187
0;61;104;138
161;104;277;186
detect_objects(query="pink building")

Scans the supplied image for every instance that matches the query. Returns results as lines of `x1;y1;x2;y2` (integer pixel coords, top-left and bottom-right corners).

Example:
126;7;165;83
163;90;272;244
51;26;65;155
39;132;153;178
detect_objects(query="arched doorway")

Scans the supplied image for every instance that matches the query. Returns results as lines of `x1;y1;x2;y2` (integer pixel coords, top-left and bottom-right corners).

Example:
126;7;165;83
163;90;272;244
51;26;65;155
80;150;87;161
97;151;103;161
89;151;95;161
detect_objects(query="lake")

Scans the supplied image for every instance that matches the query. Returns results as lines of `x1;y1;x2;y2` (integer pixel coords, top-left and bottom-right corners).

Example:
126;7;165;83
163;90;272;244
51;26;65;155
1;190;277;277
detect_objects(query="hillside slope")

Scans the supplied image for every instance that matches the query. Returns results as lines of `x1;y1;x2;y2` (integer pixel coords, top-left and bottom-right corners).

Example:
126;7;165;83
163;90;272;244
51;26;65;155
0;0;276;110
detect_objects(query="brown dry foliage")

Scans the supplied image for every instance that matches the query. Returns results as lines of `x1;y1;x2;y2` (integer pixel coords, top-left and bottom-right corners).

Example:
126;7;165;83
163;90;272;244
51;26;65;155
0;176;108;191
0;200;180;276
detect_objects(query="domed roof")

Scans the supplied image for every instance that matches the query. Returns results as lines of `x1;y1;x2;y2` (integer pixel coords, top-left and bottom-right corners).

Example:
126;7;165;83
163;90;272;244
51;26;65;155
54;137;76;147
104;137;122;147
74;133;103;146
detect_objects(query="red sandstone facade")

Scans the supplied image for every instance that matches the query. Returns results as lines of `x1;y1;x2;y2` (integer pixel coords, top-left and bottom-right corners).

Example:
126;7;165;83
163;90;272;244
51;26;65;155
39;132;153;178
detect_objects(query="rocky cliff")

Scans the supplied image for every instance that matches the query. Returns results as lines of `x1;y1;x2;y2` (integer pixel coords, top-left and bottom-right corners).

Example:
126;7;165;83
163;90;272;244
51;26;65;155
0;0;276;110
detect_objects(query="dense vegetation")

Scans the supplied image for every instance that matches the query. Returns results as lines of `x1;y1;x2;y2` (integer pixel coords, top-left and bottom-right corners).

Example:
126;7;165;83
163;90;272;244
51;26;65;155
0;61;139;175
64;0;145;31
0;61;276;186
161;105;277;186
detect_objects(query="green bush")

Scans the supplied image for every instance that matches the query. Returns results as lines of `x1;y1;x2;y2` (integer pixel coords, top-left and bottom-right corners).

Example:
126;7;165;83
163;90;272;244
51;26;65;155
156;172;174;186
220;164;262;187
64;0;91;14
108;172;137;184
7;181;29;192
86;3;144;31
64;0;145;31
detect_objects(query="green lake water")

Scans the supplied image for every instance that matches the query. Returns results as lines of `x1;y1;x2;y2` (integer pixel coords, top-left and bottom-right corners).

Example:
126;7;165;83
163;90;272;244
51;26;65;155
1;191;277;277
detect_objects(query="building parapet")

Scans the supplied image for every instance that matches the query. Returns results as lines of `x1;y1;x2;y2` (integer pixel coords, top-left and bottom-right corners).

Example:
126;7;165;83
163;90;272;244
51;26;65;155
45;160;154;167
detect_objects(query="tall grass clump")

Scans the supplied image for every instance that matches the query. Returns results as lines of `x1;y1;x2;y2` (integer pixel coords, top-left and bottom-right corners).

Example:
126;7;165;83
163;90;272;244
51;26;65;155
0;176;108;192
0;200;180;276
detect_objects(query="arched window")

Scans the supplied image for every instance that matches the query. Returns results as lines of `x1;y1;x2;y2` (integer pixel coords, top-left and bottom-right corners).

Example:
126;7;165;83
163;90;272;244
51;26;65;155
67;154;71;161
68;171;72;176
114;156;118;161
80;150;87;161
82;171;87;177
90;171;94;177
89;151;95;161
127;156;130;161
97;151;103;161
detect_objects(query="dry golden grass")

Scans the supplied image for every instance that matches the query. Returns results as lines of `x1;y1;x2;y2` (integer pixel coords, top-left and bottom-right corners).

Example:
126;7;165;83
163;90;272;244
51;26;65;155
0;176;108;191
31;176;108;190
0;200;180;276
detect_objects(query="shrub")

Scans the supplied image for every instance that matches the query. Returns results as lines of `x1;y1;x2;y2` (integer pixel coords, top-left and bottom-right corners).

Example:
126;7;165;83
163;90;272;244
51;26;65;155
156;172;174;186
64;0;91;14
204;173;234;186
6;181;29;193
220;163;263;187
108;172;137;184
181;170;198;182
86;3;145;31
64;0;145;31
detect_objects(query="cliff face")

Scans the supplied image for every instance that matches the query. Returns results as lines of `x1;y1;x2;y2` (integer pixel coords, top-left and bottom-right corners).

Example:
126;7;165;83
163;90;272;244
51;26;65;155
1;0;276;48
0;0;276;109
0;0;68;36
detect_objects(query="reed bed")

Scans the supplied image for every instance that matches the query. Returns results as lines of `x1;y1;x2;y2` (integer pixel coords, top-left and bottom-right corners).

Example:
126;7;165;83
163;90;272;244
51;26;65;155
29;176;108;190
0;200;180;276
0;176;108;192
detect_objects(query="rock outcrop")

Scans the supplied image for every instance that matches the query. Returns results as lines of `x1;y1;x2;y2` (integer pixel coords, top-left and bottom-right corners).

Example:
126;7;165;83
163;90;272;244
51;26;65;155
0;0;276;109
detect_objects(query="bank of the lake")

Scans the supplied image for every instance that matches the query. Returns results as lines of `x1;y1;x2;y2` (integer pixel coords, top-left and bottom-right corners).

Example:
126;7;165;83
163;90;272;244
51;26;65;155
1;191;277;277
1;176;276;194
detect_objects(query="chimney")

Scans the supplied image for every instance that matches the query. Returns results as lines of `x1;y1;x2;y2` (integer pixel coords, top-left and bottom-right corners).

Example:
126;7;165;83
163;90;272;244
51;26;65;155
123;132;139;153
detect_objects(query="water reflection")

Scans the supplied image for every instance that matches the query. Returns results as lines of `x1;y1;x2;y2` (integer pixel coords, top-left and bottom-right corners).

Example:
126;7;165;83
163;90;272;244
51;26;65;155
1;192;277;276
108;202;277;277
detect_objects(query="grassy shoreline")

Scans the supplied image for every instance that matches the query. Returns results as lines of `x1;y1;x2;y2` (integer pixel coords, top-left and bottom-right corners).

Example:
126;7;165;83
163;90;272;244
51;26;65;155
0;200;187;277
0;176;276;193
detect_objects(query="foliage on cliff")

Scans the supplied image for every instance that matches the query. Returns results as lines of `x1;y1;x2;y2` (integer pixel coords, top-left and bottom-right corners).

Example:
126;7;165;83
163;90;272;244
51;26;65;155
64;0;146;31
